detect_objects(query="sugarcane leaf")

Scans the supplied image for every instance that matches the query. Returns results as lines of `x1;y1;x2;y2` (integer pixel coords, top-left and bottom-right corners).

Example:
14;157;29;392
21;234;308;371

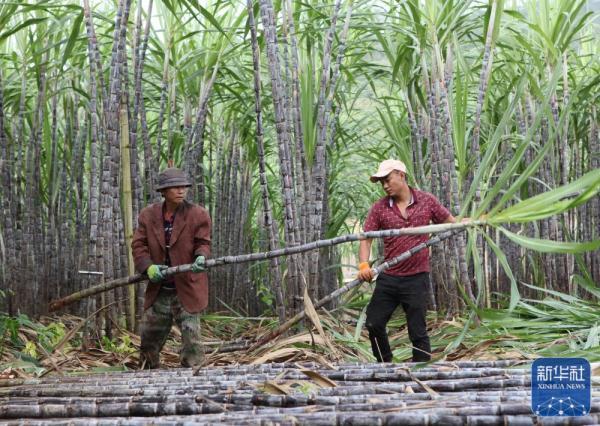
467;228;484;302
563;176;600;210
372;29;394;68
0;4;18;30
571;255;600;298
455;278;481;315
251;348;301;364
300;369;337;388
489;0;505;44
215;298;243;317
520;281;588;304
572;274;600;300
0;232;5;265
484;135;553;216
446;310;477;352
482;232;520;311
408;373;440;399
60;9;83;71
583;324;600;350
560;11;591;50
262;380;289;395
303;287;338;355
461;71;528;215
179;0;228;39
0;17;47;42
0;360;46;377
489;168;600;223
499;227;600;254
354;304;367;343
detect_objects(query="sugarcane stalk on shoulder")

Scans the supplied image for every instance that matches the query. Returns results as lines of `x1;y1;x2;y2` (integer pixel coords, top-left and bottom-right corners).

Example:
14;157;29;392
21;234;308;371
48;223;479;312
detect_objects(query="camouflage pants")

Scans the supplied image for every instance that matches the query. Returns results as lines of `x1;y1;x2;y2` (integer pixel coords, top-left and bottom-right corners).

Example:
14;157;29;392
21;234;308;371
139;288;204;369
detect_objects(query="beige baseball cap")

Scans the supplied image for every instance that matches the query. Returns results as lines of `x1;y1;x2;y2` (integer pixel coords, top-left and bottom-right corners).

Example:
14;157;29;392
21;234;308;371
370;159;408;182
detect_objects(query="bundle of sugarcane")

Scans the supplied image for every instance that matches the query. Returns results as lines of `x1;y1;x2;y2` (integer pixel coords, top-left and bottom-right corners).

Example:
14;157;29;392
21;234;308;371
1;360;598;424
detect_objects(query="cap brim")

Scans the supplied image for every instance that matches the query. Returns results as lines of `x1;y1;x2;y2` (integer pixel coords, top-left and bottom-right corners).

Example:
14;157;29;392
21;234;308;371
369;169;408;183
156;183;192;191
369;172;391;183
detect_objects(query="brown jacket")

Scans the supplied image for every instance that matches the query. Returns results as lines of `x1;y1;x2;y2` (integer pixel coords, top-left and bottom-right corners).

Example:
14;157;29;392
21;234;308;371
132;200;211;313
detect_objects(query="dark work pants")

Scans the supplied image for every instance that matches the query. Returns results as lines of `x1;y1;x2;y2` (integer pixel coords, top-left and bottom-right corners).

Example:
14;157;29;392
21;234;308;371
365;272;431;362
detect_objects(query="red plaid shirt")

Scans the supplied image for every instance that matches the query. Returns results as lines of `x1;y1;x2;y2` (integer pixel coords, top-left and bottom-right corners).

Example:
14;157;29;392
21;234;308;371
363;187;451;276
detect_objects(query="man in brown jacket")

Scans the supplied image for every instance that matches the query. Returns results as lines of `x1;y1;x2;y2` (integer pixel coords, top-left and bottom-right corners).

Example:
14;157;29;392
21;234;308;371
132;167;211;369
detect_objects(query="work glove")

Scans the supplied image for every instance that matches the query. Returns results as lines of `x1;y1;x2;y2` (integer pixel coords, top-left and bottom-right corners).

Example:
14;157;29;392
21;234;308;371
147;264;168;283
191;255;206;273
357;261;374;282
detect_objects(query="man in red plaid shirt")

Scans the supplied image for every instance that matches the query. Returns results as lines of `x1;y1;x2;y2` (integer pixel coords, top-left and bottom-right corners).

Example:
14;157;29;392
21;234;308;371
358;159;458;362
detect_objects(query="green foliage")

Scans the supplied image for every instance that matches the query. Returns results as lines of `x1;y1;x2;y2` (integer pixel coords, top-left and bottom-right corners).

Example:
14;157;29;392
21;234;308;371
0;314;35;350
100;335;136;355
23;340;37;358
337;275;600;363
489;169;600;224
38;322;67;350
256;279;276;312
0;314;70;357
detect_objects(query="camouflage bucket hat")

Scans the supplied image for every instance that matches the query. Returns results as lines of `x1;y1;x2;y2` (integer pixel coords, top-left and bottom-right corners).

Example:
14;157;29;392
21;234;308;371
156;168;192;191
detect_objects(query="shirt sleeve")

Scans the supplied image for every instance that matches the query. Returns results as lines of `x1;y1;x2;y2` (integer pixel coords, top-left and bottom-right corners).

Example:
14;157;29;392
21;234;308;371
193;207;212;258
131;210;153;274
362;204;381;232
430;195;452;224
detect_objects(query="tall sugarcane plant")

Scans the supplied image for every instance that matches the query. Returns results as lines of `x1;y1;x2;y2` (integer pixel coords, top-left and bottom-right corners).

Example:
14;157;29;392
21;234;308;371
0;0;598;334
366;0;599;312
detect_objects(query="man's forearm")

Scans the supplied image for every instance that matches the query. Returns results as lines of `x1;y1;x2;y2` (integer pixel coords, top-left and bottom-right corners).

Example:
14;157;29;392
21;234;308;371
358;239;372;263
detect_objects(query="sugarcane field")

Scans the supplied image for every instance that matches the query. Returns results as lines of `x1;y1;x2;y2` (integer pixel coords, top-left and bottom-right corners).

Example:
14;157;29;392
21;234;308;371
0;0;599;424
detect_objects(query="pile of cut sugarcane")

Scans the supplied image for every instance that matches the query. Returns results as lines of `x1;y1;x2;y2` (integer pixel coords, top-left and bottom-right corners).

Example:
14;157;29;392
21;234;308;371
1;360;598;425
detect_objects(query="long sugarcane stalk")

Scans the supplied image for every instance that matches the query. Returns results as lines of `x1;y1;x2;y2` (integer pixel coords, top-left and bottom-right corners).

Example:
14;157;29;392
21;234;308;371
258;0;301;312
308;0;343;296
1;366;527;388
0;70;15;314
0;384;534;399
246;229;462;352
3;398;558;419
49;222;481;311
1;361;527;386
8;413;595;425
247;0;285;323
7;395;591;418
0;368;532;395
0;376;541;399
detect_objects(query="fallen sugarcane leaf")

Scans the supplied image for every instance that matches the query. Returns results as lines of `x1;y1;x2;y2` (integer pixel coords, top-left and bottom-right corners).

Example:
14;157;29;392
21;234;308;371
408;377;440;400
400;368;440;400
300;369;337;388
303;287;339;358
261;380;290;395
251;348;302;365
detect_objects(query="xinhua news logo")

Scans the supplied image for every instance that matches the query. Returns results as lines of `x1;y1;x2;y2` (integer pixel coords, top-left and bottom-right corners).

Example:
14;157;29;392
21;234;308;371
531;358;591;417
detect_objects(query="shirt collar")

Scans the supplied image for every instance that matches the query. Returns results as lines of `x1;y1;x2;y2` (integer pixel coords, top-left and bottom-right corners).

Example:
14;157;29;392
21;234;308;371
387;187;416;207
162;201;184;221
